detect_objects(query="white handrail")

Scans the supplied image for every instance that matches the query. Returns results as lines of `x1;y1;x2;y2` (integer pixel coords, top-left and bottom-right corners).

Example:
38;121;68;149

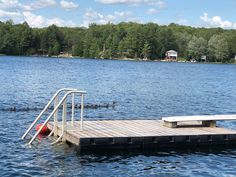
21;88;77;140
71;93;75;126
53;92;85;144
80;94;84;130
28;90;86;145
48;95;59;137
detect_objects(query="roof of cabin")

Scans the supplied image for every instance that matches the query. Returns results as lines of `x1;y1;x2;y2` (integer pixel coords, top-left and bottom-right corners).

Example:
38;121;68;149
166;50;177;53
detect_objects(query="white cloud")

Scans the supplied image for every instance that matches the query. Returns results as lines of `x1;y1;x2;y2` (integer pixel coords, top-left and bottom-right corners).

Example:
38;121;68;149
147;8;160;14
176;19;188;25
23;11;75;28
60;0;79;10
46;17;76;27
200;13;235;28
84;8;104;20
0;10;21;18
0;0;32;11
97;0;167;15
95;0;142;4
0;9;23;22
96;0;166;7
0;0;57;11
0;0;78;27
146;0;166;15
114;11;133;17
82;8;111;27
148;0;166;8
23;12;45;27
30;0;57;9
81;8;139;27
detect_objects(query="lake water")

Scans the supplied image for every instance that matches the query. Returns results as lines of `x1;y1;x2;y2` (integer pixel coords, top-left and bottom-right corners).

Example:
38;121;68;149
1;56;236;176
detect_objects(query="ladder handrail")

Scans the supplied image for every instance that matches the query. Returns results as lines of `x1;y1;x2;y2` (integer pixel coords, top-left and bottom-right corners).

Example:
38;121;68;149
21;88;77;140
28;90;86;145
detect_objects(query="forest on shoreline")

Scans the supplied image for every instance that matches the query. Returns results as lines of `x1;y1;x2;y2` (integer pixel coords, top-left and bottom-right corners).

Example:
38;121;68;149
0;20;236;63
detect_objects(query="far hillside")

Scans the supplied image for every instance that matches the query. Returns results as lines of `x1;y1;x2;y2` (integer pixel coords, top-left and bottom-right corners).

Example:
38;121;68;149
0;20;235;63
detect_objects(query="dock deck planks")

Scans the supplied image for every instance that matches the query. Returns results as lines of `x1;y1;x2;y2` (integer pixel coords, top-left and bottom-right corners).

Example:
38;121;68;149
47;120;236;151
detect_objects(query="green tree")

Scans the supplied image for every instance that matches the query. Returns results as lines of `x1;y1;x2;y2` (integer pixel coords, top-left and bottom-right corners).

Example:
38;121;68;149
19;22;33;55
187;36;208;61
0;20;235;62
44;25;63;55
72;42;83;56
2;33;15;54
222;30;236;59
208;34;229;62
159;28;179;58
175;32;192;58
142;41;151;60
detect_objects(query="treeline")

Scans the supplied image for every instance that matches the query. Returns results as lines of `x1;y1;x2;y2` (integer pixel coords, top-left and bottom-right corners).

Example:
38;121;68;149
0;20;236;62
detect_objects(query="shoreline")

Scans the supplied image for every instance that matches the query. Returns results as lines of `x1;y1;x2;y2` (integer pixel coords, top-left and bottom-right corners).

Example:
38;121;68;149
0;54;235;64
34;54;236;64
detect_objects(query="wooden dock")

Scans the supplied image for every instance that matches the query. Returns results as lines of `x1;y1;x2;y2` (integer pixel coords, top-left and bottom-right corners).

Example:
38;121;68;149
47;120;236;151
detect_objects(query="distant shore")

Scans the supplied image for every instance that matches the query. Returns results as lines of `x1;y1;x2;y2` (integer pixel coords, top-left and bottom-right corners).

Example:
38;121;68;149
32;54;236;64
1;53;235;64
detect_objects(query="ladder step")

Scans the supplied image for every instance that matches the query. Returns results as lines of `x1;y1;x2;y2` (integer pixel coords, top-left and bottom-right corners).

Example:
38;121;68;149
23;133;33;139
28;133;33;138
26;133;40;143
22;88;84;145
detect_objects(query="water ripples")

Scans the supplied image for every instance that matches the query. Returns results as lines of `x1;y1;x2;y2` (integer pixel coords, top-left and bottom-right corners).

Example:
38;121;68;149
1;57;236;176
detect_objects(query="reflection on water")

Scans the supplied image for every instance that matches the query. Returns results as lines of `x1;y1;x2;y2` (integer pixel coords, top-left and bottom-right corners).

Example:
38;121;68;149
1;56;236;176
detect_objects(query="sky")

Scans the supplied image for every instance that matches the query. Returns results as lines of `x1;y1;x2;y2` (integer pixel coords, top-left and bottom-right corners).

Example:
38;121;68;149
0;0;236;29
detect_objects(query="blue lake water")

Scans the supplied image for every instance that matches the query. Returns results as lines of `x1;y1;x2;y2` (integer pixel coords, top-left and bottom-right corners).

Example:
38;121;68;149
1;56;236;176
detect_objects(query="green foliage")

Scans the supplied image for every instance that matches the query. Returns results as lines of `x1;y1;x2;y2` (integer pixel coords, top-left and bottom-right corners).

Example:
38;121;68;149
222;30;236;59
72;43;83;56
48;42;60;56
142;41;151;59
187;36;208;61
175;32;192;57
0;21;34;55
208;34;229;62
0;20;235;62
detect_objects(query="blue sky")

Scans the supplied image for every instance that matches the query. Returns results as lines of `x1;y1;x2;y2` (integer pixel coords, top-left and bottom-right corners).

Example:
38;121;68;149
0;0;236;28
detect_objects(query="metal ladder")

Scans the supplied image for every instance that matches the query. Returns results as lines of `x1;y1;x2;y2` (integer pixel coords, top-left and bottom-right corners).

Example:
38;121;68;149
21;88;86;145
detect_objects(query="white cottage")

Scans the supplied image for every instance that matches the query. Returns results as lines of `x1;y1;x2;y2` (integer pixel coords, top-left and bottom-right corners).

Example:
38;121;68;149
165;50;178;60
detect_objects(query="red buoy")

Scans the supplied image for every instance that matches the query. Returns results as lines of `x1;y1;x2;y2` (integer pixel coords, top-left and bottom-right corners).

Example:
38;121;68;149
36;123;49;135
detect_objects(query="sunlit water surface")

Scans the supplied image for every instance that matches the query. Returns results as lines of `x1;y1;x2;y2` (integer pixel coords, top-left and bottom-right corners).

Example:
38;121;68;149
1;56;236;176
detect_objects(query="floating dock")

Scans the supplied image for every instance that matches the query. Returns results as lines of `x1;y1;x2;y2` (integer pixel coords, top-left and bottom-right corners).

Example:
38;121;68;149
47;119;236;151
21;89;236;151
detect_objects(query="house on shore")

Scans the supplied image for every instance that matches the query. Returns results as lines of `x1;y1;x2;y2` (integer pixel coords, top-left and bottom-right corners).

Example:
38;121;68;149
165;50;178;61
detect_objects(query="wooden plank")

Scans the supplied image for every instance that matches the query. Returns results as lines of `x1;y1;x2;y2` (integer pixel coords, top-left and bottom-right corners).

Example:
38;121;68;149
75;121;133;137
83;121;129;137
47;119;236;151
75;121;120;138
102;120;152;136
